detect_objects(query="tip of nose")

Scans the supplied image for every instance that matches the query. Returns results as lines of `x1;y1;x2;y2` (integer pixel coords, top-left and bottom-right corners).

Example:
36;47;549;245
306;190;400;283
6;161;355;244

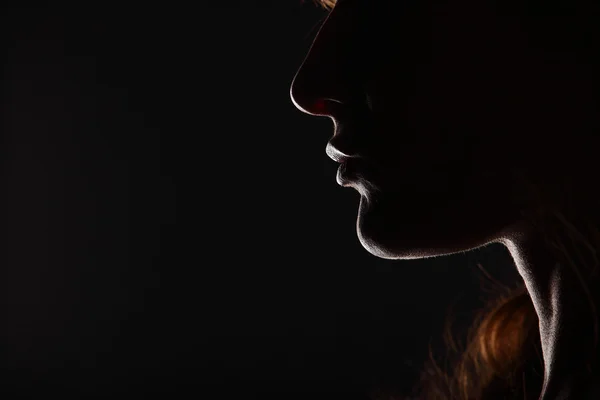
289;85;310;114
290;77;335;117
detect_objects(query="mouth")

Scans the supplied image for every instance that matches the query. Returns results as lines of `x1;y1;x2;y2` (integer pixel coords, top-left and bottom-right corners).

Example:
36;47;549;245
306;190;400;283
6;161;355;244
336;163;351;187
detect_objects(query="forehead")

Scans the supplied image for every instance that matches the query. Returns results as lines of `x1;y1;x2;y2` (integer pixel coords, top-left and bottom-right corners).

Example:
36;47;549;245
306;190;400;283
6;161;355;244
319;0;518;37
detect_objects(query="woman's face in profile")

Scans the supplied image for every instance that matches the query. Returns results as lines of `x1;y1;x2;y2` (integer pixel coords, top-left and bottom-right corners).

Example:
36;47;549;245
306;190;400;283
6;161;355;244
291;0;597;259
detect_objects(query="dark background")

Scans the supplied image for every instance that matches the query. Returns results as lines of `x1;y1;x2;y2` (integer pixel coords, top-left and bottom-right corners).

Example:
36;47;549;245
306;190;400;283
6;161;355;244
1;2;521;399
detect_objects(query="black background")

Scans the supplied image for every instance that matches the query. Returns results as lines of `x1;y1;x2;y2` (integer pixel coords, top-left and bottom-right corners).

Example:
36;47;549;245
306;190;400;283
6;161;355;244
2;2;520;399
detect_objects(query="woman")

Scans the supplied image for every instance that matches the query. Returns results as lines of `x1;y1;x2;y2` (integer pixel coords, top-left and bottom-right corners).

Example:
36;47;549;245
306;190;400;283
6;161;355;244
290;0;600;398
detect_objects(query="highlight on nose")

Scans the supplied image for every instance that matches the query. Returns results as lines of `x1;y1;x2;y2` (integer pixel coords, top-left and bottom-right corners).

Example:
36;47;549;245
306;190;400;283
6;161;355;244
290;75;330;117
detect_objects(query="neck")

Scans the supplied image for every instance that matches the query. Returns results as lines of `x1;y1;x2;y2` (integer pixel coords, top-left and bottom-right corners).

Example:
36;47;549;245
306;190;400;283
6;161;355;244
502;219;600;400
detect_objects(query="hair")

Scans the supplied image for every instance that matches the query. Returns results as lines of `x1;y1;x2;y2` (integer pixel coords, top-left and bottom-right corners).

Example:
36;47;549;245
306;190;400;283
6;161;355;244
308;0;600;398
312;0;335;11
413;279;544;399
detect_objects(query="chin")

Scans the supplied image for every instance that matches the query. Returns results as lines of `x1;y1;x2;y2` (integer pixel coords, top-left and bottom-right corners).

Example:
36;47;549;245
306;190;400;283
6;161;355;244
355;195;484;260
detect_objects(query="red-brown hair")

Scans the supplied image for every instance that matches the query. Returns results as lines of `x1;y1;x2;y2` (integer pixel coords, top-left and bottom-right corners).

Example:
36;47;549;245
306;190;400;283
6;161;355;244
412;283;544;399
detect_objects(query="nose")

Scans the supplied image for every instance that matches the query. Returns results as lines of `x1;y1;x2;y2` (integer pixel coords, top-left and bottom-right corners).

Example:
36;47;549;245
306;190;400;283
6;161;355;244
289;4;363;119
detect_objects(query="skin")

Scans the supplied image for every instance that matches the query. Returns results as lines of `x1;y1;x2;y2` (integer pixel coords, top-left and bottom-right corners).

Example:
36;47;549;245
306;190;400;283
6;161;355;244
290;0;600;398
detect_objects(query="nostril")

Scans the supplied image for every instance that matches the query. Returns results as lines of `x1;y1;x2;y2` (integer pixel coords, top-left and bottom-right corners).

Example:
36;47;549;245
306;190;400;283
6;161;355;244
314;99;327;114
290;88;342;117
313;98;343;116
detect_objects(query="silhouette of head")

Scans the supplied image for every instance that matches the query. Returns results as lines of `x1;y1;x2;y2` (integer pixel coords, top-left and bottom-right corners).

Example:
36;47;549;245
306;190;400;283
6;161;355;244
291;0;600;260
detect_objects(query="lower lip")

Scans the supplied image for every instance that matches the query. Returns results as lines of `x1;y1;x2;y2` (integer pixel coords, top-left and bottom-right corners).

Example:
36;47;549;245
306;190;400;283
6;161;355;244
336;165;348;186
336;162;361;187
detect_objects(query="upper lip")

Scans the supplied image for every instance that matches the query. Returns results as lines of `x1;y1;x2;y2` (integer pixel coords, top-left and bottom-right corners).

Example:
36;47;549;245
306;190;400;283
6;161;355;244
326;136;362;164
325;142;349;163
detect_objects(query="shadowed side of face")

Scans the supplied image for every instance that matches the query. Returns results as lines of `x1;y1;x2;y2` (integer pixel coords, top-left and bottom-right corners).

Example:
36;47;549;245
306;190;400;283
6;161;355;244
291;0;600;260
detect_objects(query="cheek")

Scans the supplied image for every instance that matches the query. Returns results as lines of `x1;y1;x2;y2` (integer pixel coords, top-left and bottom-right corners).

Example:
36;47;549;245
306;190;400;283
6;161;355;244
365;62;540;186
